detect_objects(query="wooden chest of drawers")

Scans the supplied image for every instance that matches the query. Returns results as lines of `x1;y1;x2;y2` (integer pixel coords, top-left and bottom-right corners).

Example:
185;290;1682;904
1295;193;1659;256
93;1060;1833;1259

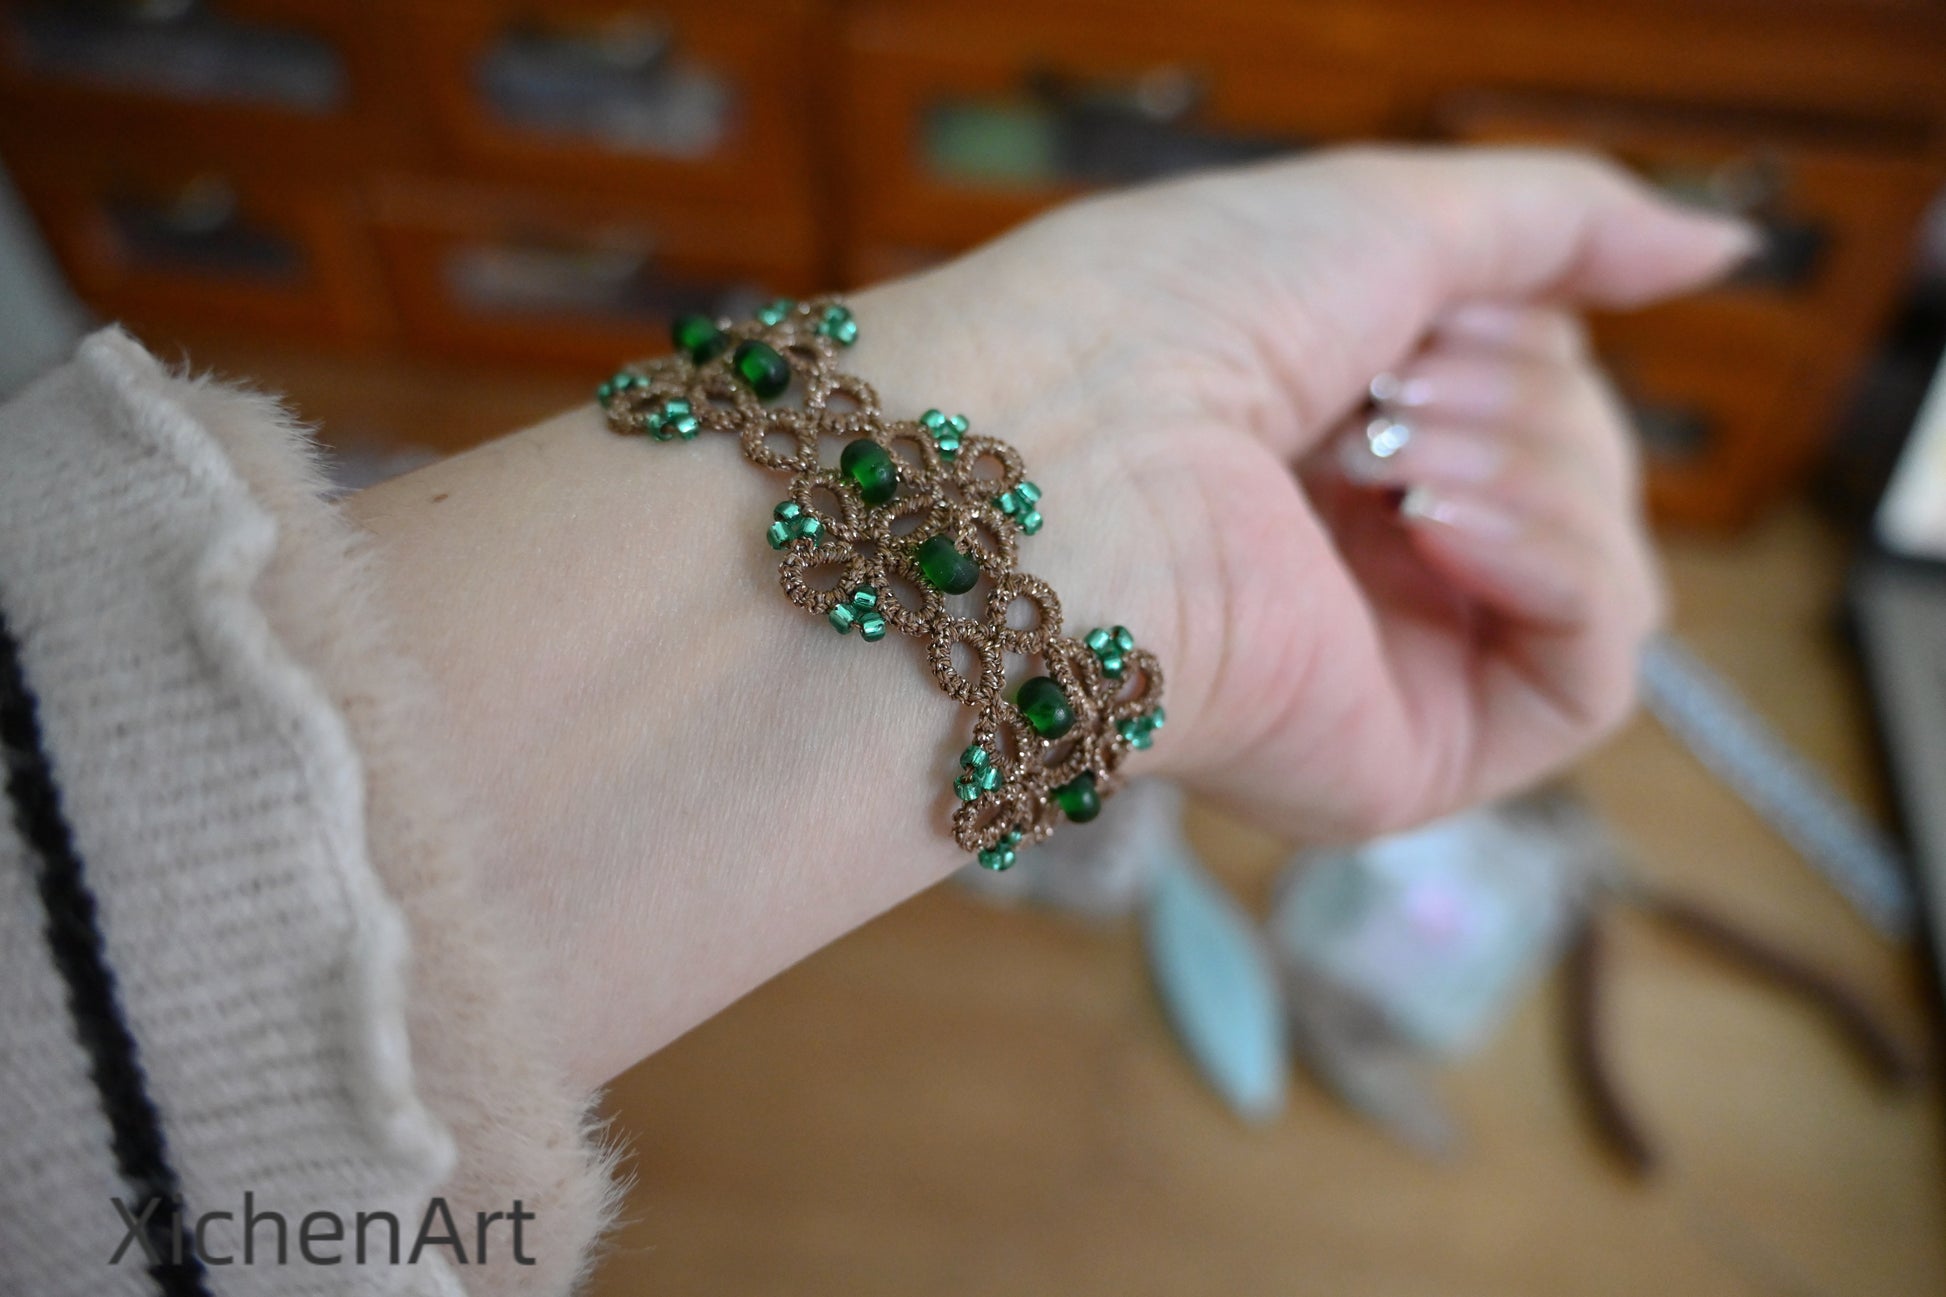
3;0;1942;527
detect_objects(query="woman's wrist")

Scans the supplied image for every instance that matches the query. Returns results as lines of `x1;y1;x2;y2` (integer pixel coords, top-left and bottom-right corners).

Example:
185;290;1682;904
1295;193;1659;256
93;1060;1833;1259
346;283;1194;1087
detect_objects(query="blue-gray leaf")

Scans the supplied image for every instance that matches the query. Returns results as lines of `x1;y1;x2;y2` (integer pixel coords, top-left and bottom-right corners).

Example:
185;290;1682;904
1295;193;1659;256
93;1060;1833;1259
1144;859;1289;1123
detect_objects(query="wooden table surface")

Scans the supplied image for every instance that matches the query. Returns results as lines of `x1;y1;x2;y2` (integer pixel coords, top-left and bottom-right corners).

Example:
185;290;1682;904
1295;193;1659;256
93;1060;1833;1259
168;332;1943;1295
586;506;1945;1297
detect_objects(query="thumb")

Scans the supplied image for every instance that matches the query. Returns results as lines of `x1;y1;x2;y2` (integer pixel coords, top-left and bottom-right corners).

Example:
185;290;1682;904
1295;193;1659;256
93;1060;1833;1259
1385;145;1759;309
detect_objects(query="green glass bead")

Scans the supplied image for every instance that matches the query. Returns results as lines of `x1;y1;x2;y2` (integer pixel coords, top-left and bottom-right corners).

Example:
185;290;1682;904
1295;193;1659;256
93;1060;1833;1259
796;516;823;544
1016;481;1042;505
671;313;728;363
757;297;795;327
732;340;791;399
961;745;988;769
848;587;878;611
829;604;857;632
816;304;858;346
1016;675;1075;739
1085;628;1112;652
774;500;803;522
976;847;1007;871
1099;653;1125;677
766;521;791;550
1113;626;1136;653
839;438;899;505
999;829;1023;848
914;534;979;594
1053;773;1101;824
955;776;982;803
976;764;1003;792
1019;511;1043;535
995;492;1019;516
858;612;887;641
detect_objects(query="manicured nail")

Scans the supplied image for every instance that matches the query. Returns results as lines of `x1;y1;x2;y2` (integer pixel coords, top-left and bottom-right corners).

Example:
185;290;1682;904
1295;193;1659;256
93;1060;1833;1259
1335;415;1413;483
1370;372;1434;408
1408;434;1506;484
1399;486;1521;540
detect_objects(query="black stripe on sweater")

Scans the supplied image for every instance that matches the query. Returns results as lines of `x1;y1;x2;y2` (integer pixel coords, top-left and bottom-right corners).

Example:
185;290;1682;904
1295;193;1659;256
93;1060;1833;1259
0;607;212;1297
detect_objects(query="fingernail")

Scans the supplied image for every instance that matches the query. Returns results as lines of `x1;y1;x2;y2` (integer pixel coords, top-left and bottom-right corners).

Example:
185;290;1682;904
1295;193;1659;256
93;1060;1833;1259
1370;371;1435;408
1399;486;1521;540
1408;434;1506;484
1335;415;1414;484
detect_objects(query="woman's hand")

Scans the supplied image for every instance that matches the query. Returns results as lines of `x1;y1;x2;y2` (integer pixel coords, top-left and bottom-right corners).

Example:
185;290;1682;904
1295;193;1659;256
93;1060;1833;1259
348;147;1752;1086
850;146;1748;842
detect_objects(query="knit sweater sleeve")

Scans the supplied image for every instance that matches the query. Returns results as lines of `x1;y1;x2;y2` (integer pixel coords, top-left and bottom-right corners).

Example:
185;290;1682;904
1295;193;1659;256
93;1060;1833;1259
0;329;620;1297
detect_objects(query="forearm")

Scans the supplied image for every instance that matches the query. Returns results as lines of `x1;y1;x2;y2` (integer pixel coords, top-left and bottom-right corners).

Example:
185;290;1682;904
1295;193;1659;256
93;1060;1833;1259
343;275;1192;1090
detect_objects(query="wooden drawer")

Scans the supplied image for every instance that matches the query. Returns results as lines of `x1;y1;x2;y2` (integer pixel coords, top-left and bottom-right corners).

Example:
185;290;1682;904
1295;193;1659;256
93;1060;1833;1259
405;0;818;209
0;0;425;174
8;143;390;346
840;0;1399;249
1601;329;1813;531
370;178;817;370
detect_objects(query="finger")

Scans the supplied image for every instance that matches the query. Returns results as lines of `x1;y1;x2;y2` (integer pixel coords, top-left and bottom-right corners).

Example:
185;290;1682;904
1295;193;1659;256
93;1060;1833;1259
1334;354;1640;500
1395;486;1654;754
1427;303;1589;362
1214;146;1753;458
1367;146;1759;310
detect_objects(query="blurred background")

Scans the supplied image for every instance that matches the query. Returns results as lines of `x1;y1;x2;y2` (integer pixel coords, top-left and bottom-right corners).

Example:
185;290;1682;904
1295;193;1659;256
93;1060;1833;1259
2;1;1945;1294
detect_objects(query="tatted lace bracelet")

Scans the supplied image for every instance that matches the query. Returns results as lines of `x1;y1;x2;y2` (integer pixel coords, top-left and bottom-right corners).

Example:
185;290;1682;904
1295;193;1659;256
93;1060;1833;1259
597;298;1165;871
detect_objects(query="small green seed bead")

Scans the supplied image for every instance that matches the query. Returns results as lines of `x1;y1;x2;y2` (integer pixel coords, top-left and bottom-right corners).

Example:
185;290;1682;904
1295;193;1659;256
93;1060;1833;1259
732;339;791;399
976;847;1008;871
995;492;1019;516
1019;511;1043;535
1085;628;1112;652
1099;653;1125;677
976;764;1003;792
934;436;960;460
766;521;791;550
757;297;795;327
956;776;982;803
1053;773;1102;824
1151;707;1166;729
775;500;803;521
858;612;887;641
961;745;988;769
849;587;878;611
839;438;899;506
1114;626;1135;652
796;516;823;543
829;604;857;633
671;313;728;363
1017;481;1041;504
817;305;858;346
914;534;979;594
1016;675;1076;739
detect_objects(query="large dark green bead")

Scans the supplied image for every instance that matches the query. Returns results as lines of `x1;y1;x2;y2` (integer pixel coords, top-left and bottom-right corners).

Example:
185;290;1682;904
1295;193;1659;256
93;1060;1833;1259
839;438;898;505
913;534;979;594
1016;675;1075;739
671;312;728;363
1052;773;1101;823
732;339;791;399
